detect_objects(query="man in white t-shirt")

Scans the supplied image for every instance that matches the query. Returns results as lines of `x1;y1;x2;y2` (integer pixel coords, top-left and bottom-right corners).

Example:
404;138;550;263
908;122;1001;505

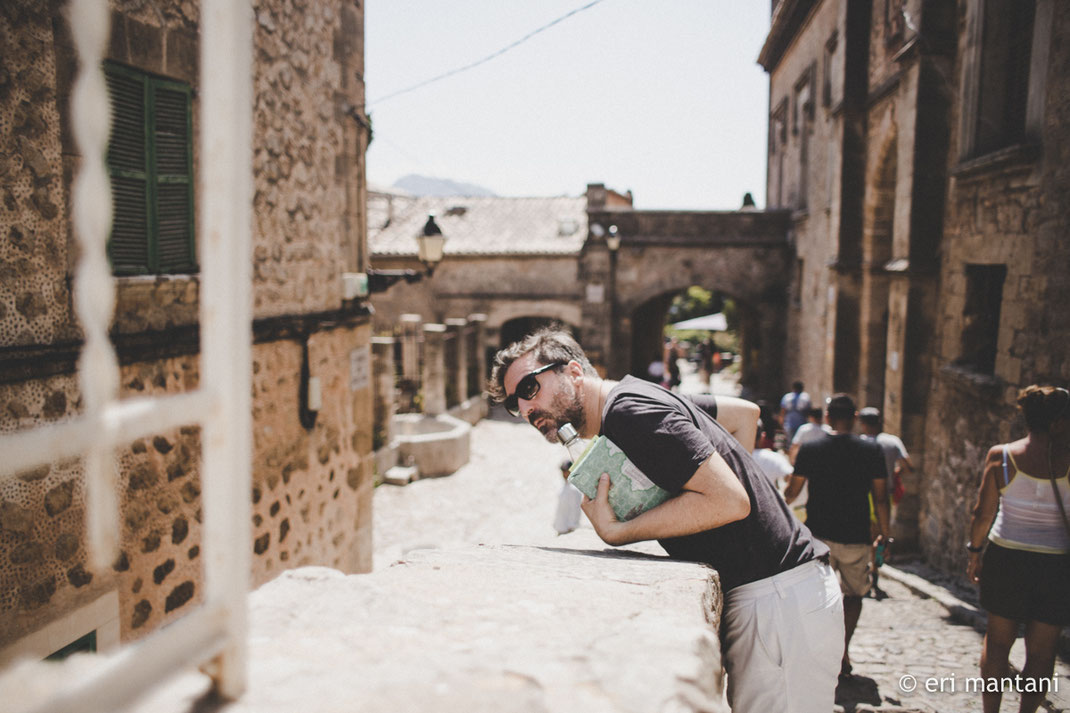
858;407;913;484
858;406;913;596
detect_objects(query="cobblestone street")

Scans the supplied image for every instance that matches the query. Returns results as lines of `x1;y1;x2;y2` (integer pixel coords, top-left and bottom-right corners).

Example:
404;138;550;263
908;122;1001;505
373;367;1070;712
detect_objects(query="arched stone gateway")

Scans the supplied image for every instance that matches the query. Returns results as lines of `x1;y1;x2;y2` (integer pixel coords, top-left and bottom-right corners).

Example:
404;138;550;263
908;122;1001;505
369;189;793;403
581;209;792;401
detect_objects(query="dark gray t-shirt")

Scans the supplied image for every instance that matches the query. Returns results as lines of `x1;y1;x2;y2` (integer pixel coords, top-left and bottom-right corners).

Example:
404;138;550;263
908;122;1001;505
793;433;886;544
601;376;825;591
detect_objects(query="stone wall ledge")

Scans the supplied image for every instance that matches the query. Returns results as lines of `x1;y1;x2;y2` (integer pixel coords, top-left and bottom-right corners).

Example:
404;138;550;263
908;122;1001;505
4;534;727;713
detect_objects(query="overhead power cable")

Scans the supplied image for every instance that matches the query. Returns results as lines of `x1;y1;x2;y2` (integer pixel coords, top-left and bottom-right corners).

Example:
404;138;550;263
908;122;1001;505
368;0;607;107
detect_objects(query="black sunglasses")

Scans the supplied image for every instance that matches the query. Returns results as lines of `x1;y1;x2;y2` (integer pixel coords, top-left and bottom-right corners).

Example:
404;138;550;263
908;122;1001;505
504;362;565;417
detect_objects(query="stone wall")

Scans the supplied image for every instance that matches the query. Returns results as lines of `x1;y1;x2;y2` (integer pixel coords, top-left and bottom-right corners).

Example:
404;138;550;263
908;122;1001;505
250;326;374;588
921;0;1070;573
0;0;373;655
765;0;1070;571
0;2;76;349
252;0;362;318
368;254;582;342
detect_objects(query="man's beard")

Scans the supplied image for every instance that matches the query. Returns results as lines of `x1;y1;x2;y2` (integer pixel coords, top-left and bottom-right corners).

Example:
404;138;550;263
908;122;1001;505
528;383;585;444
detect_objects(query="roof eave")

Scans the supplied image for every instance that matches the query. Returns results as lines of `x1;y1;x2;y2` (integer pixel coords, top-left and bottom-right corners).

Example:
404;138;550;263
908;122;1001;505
757;0;818;72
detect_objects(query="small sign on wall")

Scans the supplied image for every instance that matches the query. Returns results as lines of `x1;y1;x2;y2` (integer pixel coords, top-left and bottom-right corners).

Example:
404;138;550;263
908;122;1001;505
586;283;605;303
349;346;371;392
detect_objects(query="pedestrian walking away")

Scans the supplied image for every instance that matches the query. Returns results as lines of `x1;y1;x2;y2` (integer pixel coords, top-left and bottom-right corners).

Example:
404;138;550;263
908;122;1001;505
784;393;890;683
859;406;912;597
788;407;831;465
780;381;812;442
966;384;1070;713
488;327;844;713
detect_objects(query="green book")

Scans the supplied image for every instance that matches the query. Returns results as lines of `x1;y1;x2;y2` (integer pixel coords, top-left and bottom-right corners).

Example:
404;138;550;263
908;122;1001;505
567;436;672;521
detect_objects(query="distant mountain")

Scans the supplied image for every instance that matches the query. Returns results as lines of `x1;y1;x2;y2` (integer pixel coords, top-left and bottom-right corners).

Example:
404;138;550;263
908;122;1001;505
392;174;497;197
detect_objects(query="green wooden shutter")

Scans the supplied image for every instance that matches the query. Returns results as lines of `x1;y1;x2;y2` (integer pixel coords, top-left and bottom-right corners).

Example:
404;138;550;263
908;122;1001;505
152;81;195;272
104;63;195;274
105;66;150;274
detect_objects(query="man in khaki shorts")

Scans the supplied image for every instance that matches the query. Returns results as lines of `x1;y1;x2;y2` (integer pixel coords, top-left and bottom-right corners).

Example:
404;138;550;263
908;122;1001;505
785;393;890;680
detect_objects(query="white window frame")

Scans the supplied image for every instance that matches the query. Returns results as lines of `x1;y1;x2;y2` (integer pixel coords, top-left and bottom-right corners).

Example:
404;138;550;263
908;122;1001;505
0;0;253;709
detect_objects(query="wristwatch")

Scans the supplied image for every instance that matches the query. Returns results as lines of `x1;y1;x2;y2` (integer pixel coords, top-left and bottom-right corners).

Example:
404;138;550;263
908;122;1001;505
965;541;984;553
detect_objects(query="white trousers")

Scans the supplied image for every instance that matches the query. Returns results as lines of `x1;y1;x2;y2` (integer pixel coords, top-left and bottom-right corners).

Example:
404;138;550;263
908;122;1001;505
722;558;844;713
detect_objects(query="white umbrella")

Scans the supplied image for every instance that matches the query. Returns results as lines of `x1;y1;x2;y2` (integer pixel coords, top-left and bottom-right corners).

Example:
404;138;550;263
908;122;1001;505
671;312;727;331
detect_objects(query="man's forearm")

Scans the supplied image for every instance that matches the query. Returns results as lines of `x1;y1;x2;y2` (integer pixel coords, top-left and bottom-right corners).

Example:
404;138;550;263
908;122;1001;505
583;452;752;547
605;489;750;545
713;396;759;453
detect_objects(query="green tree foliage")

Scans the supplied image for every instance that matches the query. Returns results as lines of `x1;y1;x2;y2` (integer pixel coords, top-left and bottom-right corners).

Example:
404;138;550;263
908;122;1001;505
664;286;739;355
667;286;718;322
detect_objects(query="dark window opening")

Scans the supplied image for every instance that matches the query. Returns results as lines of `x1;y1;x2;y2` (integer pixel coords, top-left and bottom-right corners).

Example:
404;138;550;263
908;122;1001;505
958;264;1006;374
769;100;788;209
792;259;804;308
975;0;1035;156
822;31;838;108
46;631;97;661
793;66;814;210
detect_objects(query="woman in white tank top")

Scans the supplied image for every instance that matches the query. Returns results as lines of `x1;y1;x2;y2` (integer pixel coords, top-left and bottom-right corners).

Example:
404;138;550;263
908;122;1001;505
967;385;1070;713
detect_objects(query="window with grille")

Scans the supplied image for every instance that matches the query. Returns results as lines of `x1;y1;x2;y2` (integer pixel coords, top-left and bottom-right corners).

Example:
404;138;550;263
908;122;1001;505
104;62;196;275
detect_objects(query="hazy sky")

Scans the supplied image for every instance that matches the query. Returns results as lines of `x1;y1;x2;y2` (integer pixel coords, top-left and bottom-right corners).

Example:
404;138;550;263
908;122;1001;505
364;1;772;210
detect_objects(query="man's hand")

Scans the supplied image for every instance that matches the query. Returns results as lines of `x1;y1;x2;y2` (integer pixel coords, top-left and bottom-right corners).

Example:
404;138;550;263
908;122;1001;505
580;473;629;546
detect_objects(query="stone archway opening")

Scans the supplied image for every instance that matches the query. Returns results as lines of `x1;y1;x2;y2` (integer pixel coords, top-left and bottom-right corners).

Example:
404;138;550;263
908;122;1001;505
627;285;741;393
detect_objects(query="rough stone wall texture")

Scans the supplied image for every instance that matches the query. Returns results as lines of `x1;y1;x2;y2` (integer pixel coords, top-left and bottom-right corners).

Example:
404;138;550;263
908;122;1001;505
0;2;75;349
0;357;202;645
1;0;373;652
920;1;1070;574
251;0;349;319
249;325;375;588
0;373;104;639
112;358;204;640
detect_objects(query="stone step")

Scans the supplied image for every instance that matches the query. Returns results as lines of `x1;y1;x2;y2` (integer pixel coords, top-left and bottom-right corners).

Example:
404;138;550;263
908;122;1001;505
382;465;418;485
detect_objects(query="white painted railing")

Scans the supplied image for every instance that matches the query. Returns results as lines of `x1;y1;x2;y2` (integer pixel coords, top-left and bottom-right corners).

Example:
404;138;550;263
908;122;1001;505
0;0;254;709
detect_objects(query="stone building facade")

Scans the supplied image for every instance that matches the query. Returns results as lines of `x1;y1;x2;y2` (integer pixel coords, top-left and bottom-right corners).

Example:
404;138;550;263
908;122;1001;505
760;0;1069;572
369;185;792;400
0;0;374;659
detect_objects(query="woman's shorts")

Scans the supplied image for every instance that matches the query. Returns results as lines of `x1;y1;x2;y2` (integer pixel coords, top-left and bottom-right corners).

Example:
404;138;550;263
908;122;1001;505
980;541;1070;626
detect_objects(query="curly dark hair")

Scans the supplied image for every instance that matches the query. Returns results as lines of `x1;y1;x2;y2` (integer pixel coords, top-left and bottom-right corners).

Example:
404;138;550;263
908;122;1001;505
486;327;595;402
1017;385;1070;432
